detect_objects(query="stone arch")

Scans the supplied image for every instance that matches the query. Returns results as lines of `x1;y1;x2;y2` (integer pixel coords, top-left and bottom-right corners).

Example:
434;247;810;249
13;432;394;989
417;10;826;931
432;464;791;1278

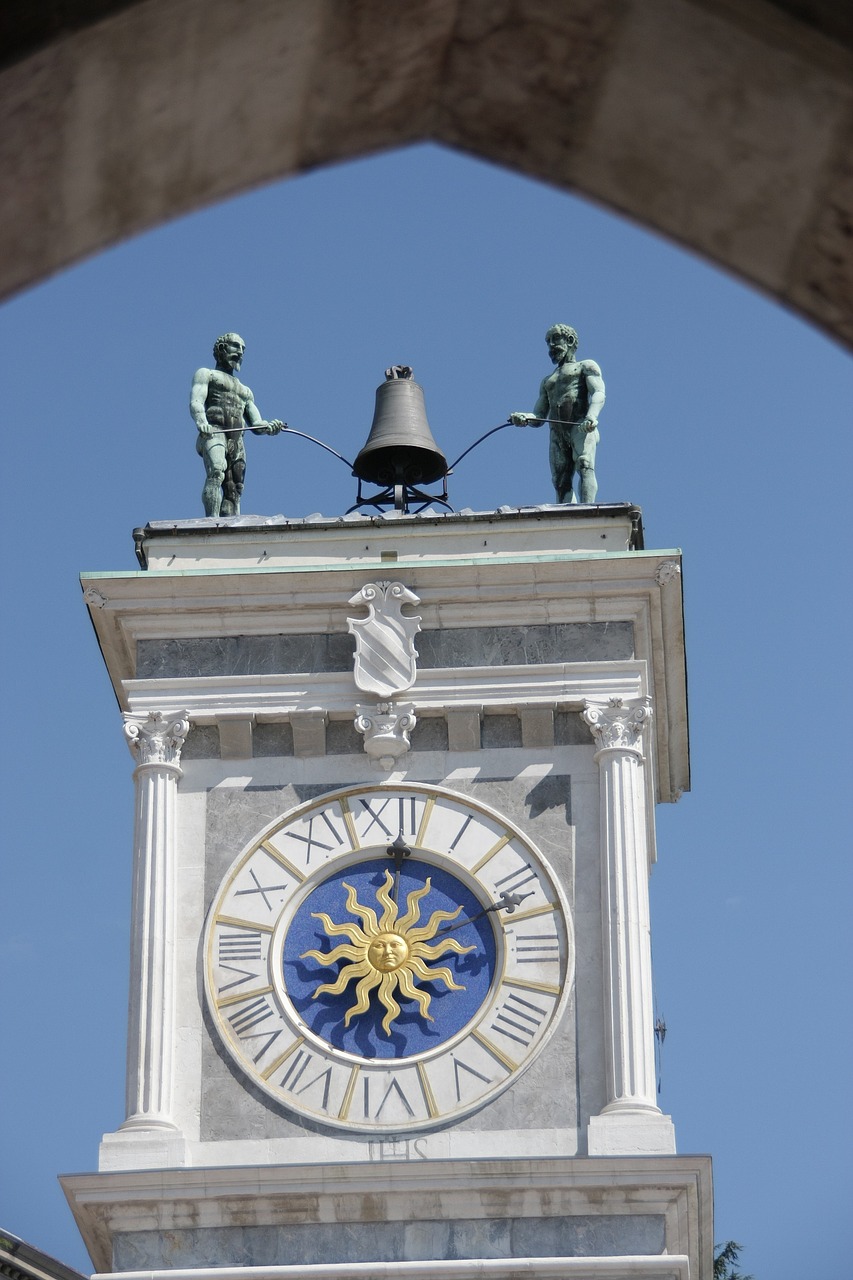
2;0;851;347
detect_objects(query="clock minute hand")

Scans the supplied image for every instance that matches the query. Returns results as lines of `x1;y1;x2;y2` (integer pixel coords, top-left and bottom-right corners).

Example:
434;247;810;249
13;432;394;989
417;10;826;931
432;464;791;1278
437;889;534;936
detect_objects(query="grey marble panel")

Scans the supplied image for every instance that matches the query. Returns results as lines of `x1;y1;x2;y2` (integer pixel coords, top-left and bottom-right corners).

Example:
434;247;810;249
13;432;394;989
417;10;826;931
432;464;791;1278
136;632;355;679
113;1213;664;1269
411;717;449;751
326;719;364;755
555;710;593;746
253;722;295;756
406;1219;512;1262
181;724;220;759
416;622;634;669
137;622;634;678
481;713;522;749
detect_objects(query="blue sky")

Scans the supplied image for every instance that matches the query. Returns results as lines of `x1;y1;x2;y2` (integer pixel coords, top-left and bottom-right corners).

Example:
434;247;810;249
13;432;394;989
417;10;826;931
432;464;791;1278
0;143;851;1277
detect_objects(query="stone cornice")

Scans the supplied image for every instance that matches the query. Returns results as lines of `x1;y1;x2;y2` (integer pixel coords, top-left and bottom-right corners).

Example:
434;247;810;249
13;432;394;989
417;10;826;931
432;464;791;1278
124;662;648;722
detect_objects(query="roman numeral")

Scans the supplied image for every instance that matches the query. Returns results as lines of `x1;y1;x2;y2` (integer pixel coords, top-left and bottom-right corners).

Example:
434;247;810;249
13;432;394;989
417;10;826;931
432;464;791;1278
491;992;548;1048
452;1055;492;1102
235;864;293;912
357;798;395;837
246;1028;283;1064
228;993;276;1038
375;1078;416;1119
397;795;420;836
218;929;263;961
512;932;561;963
279;1050;334;1111
363;1075;416;1120
282;811;347;864
357;796;422;839
493;863;539;896
214;919;272;995
449;814;474;850
217;929;265;994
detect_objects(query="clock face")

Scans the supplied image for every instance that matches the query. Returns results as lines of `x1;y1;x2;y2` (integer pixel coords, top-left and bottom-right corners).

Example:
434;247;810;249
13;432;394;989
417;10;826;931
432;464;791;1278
204;783;573;1133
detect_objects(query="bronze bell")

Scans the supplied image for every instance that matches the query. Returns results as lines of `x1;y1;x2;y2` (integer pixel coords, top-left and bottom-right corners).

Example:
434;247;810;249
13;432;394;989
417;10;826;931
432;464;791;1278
353;367;448;487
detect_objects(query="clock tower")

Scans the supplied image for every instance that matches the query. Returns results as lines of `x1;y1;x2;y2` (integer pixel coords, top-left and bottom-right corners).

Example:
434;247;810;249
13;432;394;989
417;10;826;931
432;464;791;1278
65;503;712;1279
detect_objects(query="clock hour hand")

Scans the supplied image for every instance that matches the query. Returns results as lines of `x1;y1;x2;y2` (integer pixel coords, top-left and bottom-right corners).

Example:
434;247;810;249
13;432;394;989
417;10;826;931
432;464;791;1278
386;833;412;904
437;889;534;936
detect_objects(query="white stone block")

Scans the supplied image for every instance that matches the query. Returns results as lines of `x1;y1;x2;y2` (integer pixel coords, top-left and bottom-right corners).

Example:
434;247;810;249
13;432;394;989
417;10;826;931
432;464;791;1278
587;1112;677;1156
290;709;327;756
521;706;555;749
216;715;253;759
447;708;481;751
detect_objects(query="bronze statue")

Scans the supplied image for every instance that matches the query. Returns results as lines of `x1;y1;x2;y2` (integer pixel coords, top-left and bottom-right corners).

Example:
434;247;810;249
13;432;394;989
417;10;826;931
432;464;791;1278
190;333;283;517
511;324;605;504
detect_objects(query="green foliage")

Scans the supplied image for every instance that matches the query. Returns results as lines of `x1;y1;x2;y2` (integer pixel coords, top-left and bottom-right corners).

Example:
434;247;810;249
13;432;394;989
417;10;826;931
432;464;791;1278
714;1240;753;1280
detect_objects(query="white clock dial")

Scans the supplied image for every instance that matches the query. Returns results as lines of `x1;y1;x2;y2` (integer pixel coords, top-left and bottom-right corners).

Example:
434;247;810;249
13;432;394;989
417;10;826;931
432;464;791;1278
204;783;573;1132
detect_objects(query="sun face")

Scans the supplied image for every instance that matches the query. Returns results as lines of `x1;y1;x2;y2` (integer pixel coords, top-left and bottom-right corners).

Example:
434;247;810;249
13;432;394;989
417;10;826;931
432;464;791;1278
301;869;475;1036
367;933;409;971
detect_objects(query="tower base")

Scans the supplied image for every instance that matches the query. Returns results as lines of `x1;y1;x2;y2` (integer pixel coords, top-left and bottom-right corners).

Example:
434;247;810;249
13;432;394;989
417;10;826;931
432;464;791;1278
62;1155;712;1278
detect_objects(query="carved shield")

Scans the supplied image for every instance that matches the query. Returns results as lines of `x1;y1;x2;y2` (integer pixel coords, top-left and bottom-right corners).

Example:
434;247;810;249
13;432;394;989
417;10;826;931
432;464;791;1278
347;581;422;698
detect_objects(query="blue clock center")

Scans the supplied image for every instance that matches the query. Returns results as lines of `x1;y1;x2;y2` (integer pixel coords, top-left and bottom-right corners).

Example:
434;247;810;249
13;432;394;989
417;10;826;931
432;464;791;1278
283;857;498;1060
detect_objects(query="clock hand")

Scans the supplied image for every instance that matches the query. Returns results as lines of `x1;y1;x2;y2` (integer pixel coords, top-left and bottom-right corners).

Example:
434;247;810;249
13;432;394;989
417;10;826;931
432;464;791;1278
386;833;411;904
437;889;534;936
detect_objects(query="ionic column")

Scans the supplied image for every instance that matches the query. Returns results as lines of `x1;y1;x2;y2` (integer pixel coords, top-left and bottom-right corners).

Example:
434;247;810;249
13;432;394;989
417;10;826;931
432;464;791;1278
120;710;189;1130
583;696;660;1119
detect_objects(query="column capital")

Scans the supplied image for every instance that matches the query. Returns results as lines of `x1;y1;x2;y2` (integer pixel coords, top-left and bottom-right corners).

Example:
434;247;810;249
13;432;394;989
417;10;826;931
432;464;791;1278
123;711;190;769
582;696;653;758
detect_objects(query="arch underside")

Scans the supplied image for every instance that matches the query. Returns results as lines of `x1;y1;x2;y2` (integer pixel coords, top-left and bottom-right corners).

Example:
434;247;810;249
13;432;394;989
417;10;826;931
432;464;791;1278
2;0;851;348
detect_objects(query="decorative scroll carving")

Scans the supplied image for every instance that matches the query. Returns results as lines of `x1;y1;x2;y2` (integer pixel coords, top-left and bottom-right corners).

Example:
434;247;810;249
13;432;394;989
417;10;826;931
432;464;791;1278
582;696;652;757
347;581;421;698
655;560;681;586
354;703;417;769
124;711;190;767
83;586;108;609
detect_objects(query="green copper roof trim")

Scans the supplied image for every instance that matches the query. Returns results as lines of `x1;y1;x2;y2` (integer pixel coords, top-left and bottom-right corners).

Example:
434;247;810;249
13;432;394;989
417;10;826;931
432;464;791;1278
81;548;682;582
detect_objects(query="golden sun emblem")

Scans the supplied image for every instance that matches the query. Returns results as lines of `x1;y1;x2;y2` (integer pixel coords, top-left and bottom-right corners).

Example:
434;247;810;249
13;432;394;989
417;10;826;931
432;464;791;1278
301;869;475;1036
